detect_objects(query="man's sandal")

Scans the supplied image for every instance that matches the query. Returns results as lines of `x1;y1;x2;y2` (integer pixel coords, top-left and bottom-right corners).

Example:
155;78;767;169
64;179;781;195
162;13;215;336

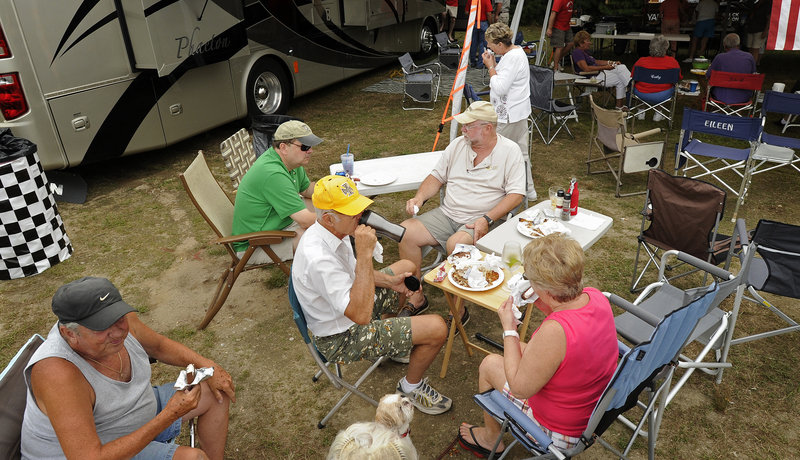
398;295;429;316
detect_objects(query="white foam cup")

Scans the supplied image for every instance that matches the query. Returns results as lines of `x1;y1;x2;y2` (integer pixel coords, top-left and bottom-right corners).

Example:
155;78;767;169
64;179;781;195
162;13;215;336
772;82;786;92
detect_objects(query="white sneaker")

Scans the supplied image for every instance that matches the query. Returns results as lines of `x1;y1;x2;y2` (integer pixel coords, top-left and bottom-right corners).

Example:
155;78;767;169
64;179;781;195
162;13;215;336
682;57;693;63
636;111;645;120
653;112;664;122
396;377;453;415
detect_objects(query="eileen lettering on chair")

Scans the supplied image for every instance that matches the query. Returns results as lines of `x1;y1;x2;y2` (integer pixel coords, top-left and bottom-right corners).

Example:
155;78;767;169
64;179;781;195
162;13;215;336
703;120;734;131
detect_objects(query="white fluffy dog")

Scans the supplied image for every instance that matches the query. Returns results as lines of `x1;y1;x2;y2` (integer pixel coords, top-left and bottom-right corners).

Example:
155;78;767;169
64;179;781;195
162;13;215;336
327;394;418;460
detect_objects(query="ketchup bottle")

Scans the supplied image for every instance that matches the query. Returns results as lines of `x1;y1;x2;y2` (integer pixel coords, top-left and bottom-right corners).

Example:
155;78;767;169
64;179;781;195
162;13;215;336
569;178;579;216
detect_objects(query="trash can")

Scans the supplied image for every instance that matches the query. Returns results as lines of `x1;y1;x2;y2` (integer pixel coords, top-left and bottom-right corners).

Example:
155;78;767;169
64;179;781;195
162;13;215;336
0;129;72;280
251;114;301;158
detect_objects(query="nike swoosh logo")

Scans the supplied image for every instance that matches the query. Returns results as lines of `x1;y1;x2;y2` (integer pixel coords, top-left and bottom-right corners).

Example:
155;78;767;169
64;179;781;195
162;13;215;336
100;293;110;301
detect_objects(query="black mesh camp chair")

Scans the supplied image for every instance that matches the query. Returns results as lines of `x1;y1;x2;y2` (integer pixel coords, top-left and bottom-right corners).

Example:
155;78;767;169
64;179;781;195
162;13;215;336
630;169;726;293
528;65;576;145
398;53;441;110
587;94;664;197
0;334;44;460
288;277;386;428
473;273;732;460
435;32;461;70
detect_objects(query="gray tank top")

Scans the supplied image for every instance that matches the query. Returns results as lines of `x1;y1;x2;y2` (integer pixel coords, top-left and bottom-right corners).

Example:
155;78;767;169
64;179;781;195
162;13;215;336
21;323;157;459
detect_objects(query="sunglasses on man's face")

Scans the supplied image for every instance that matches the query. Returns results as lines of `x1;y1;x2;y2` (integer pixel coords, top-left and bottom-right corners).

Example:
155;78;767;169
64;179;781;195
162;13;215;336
290;141;312;151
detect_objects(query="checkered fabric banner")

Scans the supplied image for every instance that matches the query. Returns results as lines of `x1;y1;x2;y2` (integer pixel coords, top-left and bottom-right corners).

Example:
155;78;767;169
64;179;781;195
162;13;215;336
1;151;72;280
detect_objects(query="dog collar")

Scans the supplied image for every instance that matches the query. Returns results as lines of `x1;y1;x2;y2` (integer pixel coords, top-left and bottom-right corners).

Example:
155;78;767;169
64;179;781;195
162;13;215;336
400;429;410;438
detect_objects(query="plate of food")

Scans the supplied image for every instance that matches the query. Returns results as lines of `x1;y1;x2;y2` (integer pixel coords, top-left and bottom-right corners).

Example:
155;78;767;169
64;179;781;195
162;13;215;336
516;217;569;239
359;172;397;186
448;265;504;292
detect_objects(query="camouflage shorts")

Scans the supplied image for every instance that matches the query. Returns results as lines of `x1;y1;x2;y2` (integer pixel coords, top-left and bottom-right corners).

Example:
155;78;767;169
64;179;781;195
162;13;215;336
313;268;413;364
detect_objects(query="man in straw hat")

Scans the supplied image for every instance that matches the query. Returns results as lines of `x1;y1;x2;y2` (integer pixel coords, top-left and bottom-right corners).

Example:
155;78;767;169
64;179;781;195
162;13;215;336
21;276;235;459
232;119;324;263
398;100;525;323
292;175;452;415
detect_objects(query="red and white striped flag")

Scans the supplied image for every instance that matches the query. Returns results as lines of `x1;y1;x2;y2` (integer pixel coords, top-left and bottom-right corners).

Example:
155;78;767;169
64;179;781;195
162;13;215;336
767;0;800;50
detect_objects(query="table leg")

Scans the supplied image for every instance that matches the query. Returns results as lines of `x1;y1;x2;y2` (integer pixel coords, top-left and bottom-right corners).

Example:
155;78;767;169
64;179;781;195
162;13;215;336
519;303;535;339
439;292;472;379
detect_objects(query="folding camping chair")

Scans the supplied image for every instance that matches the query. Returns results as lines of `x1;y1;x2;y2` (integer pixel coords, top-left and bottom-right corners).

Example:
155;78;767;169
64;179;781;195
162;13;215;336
627;66;680;132
721;218;800;350
529;65;576;145
587;94;664;197
630;169;727;293
288;277;386;428
435;32;461;70
180;152;295;329
702;70;765;117
472;277;731;460
0;334;44;460
675;108;762;221
219;128;257;190
398;53;441;110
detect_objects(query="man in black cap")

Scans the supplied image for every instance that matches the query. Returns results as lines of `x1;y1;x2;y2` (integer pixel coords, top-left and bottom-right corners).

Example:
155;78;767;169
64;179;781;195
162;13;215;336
21;277;235;460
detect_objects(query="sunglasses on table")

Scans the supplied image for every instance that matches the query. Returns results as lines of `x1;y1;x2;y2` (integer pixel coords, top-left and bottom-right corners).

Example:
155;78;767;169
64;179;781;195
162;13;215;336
290;141;312;151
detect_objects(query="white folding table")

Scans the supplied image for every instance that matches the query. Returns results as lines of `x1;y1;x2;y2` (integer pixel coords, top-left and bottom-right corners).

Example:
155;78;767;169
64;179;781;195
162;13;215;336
329;150;443;196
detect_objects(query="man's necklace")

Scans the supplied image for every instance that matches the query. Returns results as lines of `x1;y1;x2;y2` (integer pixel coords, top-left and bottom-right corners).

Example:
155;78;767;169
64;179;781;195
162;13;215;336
85;351;124;380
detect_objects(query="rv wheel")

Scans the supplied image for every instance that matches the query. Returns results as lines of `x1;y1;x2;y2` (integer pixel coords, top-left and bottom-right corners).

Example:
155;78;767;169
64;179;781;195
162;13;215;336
417;20;436;57
246;59;291;119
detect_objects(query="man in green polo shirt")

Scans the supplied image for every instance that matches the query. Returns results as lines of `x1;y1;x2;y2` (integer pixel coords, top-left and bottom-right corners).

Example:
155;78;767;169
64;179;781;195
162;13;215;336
232;120;323;263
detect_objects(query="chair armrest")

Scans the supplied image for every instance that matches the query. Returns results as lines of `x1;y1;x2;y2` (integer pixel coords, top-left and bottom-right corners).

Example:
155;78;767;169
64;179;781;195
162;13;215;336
605;292;662;327
630;128;663;141
414;61;442;73
474;390;560;457
657;250;734;281
214;230;296;246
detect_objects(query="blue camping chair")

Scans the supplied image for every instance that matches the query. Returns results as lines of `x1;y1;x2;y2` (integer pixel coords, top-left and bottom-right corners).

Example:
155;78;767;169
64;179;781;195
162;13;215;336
675;108;762;221
473;262;737;460
627;67;681;133
288;277;386;428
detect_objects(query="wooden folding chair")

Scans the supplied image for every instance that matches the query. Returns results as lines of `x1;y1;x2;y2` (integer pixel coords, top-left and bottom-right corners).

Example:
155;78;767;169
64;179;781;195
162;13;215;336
180;152;294;329
219;128;257;190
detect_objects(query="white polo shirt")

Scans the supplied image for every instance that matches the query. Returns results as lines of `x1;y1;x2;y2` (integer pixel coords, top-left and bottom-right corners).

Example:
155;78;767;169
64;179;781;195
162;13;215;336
292;222;358;337
431;134;526;224
490;46;532;124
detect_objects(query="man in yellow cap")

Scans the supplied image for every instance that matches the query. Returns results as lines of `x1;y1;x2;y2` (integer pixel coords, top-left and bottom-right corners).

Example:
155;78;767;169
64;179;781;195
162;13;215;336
291;175;452;415
398;100;526;323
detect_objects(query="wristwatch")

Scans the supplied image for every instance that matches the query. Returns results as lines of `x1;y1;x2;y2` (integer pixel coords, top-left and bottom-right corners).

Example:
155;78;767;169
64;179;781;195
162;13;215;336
503;330;520;339
482;214;494;226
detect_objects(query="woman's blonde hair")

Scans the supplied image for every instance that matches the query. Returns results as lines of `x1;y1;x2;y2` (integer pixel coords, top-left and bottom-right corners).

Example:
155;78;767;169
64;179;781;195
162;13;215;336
523;233;584;303
573;30;591;48
485;22;513;47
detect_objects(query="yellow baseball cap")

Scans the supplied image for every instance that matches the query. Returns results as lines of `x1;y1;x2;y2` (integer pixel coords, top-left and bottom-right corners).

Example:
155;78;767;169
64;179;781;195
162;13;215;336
312;175;373;216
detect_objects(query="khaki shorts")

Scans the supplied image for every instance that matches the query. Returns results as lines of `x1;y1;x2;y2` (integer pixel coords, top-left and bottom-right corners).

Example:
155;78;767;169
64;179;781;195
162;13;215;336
415;207;482;251
746;32;767;50
446;5;458;17
550;28;573;48
312;268;413;364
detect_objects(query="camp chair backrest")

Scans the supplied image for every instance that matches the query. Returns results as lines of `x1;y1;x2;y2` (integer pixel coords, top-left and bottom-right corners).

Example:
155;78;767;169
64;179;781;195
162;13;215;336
434;32;449;49
762;90;800;116
219;128;257;189
181;153;235;239
643;169;726;261
680;108;762;151
0;334;45;460
751;219;800;298
707;71;765;92
529;65;554;111
288;277;314;345
631;66;681;85
398;53;414;73
591;96;627;151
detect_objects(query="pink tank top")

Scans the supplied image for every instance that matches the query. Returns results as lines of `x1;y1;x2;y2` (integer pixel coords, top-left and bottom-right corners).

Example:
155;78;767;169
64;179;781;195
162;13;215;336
527;287;618;436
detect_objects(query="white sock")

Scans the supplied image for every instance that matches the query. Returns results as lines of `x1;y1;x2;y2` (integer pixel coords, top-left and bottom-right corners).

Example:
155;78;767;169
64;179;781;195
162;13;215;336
400;377;422;393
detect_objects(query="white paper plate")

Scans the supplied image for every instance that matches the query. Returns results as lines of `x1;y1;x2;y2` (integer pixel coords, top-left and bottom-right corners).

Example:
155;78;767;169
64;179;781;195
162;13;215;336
448;267;504;292
690;69;707;76
516;219;570;239
359;172;397;186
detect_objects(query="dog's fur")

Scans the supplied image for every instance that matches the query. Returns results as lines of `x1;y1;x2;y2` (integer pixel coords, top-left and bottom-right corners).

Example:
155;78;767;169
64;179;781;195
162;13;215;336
327;394;418;460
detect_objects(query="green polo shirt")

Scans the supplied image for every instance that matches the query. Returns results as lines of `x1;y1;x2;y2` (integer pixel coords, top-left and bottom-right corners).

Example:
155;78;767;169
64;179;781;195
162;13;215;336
231;147;310;252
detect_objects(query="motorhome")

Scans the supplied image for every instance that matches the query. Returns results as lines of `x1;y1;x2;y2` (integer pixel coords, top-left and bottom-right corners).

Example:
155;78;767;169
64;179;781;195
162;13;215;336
0;0;443;170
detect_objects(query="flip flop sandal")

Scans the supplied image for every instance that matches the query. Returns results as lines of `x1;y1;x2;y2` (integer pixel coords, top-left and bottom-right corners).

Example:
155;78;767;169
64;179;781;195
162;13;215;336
457;424;503;458
399;294;429;316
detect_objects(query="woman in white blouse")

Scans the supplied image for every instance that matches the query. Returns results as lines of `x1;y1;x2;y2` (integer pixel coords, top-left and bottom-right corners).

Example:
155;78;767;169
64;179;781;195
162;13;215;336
482;22;535;200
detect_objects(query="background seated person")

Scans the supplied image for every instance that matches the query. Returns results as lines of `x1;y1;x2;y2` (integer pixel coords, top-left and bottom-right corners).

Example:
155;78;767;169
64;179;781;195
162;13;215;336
398;101;525;318
707;33;757;104
291;175;452;415
456;234;618;457
231;120;322;263
631;35;682;121
22;277;235;460
572;30;632;109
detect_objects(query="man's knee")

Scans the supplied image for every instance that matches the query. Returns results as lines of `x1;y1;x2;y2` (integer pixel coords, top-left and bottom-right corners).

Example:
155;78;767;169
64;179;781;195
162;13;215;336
173;446;210;460
411;314;447;345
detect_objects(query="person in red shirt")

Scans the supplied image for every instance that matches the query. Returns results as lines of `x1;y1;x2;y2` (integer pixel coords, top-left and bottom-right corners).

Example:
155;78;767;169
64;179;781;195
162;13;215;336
546;0;574;71
445;0;459;43
631;35;682;121
467;0;494;68
660;0;689;54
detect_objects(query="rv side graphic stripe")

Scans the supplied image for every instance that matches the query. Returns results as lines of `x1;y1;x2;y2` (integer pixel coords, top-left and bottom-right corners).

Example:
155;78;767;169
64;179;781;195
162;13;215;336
382;0;401;23
143;0;181;17
51;0;102;65
59;12;118;58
